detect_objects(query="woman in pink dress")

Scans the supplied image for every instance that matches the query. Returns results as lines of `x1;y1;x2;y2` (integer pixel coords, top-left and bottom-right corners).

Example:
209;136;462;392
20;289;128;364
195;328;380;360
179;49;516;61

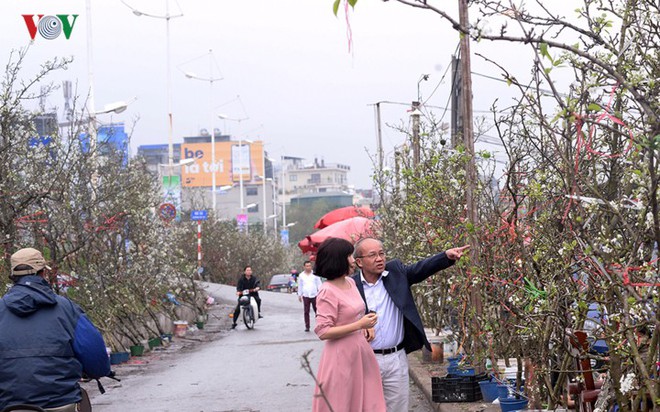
312;237;386;412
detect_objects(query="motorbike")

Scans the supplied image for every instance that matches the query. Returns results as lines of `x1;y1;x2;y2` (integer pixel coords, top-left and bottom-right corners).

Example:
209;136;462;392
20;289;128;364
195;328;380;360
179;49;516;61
1;371;119;412
239;288;259;329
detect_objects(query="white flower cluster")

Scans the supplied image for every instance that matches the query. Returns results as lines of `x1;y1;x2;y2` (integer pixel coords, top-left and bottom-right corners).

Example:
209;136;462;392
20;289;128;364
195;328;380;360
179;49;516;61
620;372;636;395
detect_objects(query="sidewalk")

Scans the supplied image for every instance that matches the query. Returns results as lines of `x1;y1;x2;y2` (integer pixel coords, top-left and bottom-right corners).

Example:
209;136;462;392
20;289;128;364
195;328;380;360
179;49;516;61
408;350;500;412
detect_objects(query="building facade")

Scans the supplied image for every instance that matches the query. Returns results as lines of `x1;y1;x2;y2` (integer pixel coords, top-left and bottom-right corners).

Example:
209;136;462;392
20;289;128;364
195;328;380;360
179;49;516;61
138;132;275;228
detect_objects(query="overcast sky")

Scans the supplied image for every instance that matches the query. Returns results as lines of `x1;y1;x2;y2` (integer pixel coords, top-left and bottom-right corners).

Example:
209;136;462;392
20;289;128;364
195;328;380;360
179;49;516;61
1;0;547;189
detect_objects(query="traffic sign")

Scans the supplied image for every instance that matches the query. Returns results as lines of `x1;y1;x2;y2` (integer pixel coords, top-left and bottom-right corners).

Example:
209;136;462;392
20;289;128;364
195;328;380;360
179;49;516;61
159;203;176;222
191;210;208;221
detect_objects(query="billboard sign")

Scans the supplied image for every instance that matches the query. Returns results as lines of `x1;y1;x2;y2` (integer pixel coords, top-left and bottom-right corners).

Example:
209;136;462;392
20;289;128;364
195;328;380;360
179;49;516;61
236;213;248;232
280;228;289;246
181;141;263;188
231;144;252;182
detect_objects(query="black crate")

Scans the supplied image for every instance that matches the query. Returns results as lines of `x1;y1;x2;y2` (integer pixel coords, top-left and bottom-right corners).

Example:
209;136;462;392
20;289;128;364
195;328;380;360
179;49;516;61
431;373;488;403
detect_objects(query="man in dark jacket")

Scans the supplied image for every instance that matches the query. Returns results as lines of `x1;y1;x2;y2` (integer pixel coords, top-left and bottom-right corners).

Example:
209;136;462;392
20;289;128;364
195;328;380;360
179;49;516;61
352;238;469;412
0;248;111;411
231;265;262;329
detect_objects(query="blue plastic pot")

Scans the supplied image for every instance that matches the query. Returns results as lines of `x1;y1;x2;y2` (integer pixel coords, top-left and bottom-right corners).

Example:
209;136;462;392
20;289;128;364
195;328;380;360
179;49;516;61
498;397;528;412
478;380;499;402
497;384;510;399
446;355;462;366
109;351;129;365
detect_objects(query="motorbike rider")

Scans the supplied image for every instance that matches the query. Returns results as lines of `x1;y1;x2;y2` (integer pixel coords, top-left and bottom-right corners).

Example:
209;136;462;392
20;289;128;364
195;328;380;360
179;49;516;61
0;248;111;411
231;265;262;329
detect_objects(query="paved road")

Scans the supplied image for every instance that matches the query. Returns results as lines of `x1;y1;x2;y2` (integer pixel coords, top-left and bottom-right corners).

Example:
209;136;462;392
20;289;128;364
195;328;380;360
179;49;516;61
89;283;432;411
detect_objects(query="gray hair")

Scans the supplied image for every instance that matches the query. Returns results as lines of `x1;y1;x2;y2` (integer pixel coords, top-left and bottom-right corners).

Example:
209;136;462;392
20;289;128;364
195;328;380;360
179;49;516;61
353;237;382;258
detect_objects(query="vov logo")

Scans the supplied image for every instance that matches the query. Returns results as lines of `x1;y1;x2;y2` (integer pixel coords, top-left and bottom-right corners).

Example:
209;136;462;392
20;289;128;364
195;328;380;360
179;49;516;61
22;14;79;40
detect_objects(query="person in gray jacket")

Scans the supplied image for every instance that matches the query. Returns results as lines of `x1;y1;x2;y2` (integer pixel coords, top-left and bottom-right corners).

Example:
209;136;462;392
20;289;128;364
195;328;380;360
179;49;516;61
352;238;469;412
0;248;111;411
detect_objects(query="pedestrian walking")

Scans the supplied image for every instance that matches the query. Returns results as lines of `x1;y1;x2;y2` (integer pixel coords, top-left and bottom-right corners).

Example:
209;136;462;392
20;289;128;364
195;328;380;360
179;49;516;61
352;237;469;412
297;260;323;332
312;237;386;412
0;248;111;410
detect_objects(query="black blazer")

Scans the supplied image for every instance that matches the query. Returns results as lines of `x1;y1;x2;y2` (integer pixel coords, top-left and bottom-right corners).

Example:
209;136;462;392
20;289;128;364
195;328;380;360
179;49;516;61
352;252;455;354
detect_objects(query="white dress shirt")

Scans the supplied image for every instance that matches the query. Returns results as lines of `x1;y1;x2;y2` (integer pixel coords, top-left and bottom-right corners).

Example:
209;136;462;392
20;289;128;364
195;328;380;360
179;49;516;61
360;270;404;350
297;271;323;298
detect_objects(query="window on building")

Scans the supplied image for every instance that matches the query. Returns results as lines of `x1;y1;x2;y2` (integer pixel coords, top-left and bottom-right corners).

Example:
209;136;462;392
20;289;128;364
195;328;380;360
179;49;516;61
247;204;259;213
310;173;321;184
246;187;258;196
289;174;297;182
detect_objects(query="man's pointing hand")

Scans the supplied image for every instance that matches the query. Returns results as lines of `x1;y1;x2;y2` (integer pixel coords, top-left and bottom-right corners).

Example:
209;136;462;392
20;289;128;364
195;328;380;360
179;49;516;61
446;245;470;261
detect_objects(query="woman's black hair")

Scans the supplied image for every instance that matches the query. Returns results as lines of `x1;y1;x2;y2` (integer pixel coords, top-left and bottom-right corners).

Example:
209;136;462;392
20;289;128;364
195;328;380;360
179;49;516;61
314;237;354;280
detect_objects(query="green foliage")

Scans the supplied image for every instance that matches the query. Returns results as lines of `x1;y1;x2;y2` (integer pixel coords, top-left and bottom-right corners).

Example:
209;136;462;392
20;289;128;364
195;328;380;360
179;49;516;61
176;219;296;285
286;200;341;245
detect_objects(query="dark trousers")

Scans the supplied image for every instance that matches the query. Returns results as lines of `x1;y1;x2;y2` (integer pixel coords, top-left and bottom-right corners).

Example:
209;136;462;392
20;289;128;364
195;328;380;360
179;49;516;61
233;294;261;323
302;296;317;330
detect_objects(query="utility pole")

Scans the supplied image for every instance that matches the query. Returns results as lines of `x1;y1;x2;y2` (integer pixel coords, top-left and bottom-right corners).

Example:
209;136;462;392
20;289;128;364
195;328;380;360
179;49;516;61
374;102;384;205
458;0;482;315
450;55;463;149
411;101;421;167
375;102;384;176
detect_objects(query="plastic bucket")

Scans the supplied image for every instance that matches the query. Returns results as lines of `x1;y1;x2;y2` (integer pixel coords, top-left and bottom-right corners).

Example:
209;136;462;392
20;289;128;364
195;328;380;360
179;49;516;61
479;380;499;402
173;321;188;337
129;345;144;356
499;397;528;412
431;341;443;362
148;337;162;349
110;352;128;365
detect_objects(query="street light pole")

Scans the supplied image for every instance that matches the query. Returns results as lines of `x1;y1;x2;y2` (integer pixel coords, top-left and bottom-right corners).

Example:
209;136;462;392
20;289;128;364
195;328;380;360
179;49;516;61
239;138;245;213
84;0;131;197
210;52;216;213
261;148;267;235
185;50;222;213
122;0;183;183
281;155;286;227
85;0;98;195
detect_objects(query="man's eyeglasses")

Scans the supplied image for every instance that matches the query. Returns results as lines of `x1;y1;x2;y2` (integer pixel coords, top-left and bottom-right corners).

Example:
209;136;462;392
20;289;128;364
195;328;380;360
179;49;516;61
356;251;386;260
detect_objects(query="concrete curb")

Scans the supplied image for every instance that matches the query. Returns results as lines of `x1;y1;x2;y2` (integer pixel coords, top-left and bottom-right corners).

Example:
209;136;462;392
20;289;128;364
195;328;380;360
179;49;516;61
408;352;500;412
408;352;442;412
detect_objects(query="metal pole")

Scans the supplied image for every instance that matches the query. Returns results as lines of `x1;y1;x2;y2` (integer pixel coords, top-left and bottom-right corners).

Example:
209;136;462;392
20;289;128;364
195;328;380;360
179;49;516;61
197;220;202;278
411;101;421;167
239;139;244;211
85;0;98;195
281;155;286;227
209;50;217;213
273;177;278;239
261;145;267;234
166;0;174;171
375;102;383;175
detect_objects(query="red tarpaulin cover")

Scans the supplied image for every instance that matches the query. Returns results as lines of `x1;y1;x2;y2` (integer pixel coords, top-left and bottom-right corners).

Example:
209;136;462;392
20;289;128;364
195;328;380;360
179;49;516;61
299;216;375;254
314;205;375;229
